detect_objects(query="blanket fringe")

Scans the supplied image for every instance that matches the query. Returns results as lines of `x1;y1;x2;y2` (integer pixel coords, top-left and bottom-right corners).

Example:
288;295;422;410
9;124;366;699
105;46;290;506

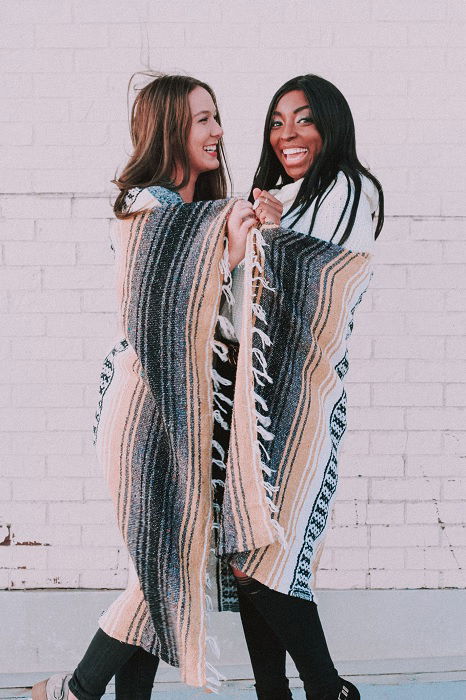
250;227;284;543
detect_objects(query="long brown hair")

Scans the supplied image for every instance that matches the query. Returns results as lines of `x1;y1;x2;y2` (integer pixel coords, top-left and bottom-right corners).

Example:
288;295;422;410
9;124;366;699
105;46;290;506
113;72;231;219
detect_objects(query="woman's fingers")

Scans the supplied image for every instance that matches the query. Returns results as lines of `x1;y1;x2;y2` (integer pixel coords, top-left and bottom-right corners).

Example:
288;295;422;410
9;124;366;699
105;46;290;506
252;189;283;225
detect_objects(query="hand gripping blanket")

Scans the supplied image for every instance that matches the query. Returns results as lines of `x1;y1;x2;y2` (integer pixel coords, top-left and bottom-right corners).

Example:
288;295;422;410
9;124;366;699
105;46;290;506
94;198;372;689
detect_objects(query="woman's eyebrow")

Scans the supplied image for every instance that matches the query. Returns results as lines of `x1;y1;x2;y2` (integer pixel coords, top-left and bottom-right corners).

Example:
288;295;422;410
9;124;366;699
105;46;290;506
272;105;312;116
193;109;212;117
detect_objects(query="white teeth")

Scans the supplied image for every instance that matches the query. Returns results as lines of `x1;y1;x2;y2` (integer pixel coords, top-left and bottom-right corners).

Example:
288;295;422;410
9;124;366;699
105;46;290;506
282;148;308;155
204;146;217;152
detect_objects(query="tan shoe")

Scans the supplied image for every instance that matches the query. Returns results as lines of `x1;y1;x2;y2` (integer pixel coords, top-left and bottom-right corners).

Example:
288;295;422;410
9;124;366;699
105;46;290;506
31;673;73;700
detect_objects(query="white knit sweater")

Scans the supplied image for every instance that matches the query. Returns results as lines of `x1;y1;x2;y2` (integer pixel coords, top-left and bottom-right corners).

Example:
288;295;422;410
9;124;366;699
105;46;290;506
220;171;379;342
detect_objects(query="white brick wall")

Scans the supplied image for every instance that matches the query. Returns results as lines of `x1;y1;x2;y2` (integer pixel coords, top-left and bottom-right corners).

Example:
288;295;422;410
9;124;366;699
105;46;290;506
0;0;465;593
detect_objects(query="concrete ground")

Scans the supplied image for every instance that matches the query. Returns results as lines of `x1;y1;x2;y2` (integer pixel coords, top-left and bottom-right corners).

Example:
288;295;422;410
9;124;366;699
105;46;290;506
2;674;466;699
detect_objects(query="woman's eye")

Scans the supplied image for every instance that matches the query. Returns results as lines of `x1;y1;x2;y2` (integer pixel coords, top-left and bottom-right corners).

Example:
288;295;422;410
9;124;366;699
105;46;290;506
298;117;314;124
270;120;282;128
199;117;208;123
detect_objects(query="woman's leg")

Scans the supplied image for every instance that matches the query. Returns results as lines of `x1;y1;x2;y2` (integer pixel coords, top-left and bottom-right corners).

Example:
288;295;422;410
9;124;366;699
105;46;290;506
236;577;291;700
68;628;158;700
114;646;159;700
236;577;345;700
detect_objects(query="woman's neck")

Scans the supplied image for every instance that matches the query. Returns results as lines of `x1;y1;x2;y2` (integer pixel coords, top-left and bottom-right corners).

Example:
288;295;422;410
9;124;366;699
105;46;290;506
174;171;197;203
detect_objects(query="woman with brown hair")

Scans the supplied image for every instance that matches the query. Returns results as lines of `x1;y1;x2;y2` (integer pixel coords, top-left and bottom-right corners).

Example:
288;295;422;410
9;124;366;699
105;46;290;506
32;73;254;700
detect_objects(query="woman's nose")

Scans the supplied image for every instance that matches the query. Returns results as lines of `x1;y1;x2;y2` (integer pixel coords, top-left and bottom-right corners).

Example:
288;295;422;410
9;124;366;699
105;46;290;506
281;121;296;140
212;122;223;138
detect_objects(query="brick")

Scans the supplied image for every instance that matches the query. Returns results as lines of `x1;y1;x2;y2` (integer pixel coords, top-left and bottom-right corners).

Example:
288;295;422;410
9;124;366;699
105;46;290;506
49;501;114;525
34;73;108;99
443;479;466;500
410;265;466;289
83;477;111;501
8;570;80;589
7;431;82;456
0;408;45;432
82;524;124;547
371;525;439;548
441;526;466;547
349;408;405;430
32;170;109;195
368;570;430;589
81;290;117;313
10;291;81;314
372;383;442;407
47;408;93;431
0;360;47;384
13;477;83;501
0;23;34;48
371;478;440;502
408;360;466;383
0;315;45;337
74;48;146;74
336;477;368;501
373;289;444;314
0;455;45;478
47;546;117;570
349;359;405;383
0;49;73;73
0;171;32;194
407;313;466;336
333;22;407;47
35;124;108;146
0;98;69;123
370;265;406;289
35;23;108;48
372;0;445;21
325;526;368;548
405;431;442;455
37;218;110;242
446;294;466;312
339;454;404;478
77;242;114;266
441;570;466;588
369;548;404;569
46;361;100;385
44;267;114;290
9;546;48;569
12;524;81;547
72;197;112;218
374;336;444;360
12;384;83;409
346;383;370;407
352;313;405;336
376;241;442;265
370;431;407;455
47;455;100;478
407;454;464;476
0;124;33;146
316;569;366;589
446;384;466;406
406;502;439;524
333;501;367;527
0;195;71;219
407;408;466;430
442;192;466;217
366;503;404;525
11;338;83;362
329;548;368;571
148;1;220;22
0;220;35;241
80;569;128;588
46;313;116;338
341;431;369;455
0;502;46;524
437;502;466;524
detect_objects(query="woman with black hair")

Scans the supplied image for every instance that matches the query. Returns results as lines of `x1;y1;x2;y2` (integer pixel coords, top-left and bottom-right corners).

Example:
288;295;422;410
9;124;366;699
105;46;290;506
219;74;384;700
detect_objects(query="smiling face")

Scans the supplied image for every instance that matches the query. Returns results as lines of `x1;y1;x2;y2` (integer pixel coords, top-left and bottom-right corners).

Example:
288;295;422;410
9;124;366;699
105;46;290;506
269;89;323;181
186;86;224;177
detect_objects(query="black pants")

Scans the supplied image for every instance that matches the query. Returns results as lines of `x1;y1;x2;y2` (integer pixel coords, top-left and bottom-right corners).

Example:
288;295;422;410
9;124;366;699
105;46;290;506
215;342;341;700
68;628;159;700
236;577;341;700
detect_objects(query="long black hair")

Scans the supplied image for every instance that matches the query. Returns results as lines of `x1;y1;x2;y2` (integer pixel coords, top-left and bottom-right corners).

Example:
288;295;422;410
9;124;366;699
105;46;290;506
250;74;384;244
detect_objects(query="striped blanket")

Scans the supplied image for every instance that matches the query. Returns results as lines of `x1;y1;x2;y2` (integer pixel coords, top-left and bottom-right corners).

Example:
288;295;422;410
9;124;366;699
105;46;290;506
94;198;372;689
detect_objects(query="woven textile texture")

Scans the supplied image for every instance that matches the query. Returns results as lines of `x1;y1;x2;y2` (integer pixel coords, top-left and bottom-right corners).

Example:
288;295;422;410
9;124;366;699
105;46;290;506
93;195;372;688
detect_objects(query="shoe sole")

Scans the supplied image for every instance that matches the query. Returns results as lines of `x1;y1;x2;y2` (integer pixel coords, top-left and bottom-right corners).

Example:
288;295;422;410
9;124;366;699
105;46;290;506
31;679;47;700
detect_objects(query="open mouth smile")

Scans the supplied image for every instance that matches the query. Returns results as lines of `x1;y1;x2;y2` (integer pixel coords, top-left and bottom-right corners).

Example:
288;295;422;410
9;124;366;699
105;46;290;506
282;147;309;164
203;144;218;156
